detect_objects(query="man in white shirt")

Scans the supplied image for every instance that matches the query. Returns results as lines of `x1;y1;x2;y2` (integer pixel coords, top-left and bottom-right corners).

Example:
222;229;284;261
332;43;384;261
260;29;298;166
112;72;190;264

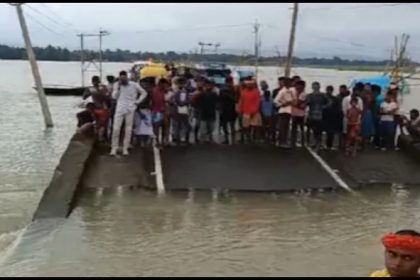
110;71;147;156
379;93;399;150
274;78;295;147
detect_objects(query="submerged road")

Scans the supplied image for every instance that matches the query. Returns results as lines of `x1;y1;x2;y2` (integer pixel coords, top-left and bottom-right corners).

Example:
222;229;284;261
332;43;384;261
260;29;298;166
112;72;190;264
30;134;420;221
161;145;338;192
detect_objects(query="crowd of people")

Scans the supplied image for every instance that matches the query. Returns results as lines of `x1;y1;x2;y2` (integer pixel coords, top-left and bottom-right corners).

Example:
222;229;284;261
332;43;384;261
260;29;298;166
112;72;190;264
76;67;420;157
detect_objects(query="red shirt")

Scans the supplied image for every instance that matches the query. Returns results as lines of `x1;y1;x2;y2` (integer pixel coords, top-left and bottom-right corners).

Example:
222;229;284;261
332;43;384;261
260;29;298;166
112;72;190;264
151;86;166;113
238;87;261;114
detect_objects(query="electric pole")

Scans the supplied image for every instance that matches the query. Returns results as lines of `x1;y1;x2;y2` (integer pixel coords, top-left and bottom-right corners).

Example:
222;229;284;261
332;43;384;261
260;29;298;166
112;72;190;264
98;28;110;81
79;33;85;87
78;29;109;87
10;3;53;128
284;3;299;78
253;20;261;80
214;43;221;54
199;42;206;56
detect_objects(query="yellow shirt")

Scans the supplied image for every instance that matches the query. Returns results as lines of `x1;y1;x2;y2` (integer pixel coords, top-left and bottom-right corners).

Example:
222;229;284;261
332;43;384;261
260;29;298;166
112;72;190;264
370;269;390;277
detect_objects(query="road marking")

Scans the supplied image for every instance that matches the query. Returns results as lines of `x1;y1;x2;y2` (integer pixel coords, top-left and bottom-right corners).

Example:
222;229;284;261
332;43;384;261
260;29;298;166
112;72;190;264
153;146;165;195
306;147;355;194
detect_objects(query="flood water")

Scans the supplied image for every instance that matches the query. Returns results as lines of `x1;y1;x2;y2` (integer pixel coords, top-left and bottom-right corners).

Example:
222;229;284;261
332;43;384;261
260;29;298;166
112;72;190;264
1;60;420;276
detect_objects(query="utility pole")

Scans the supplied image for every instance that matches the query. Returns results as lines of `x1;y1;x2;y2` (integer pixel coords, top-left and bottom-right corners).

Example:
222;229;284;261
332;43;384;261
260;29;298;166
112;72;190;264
253;20;261;80
78;29;109;87
79;33;85;87
199;42;205;56
284;3;299;78
98;28;109;81
198;41;216;57
214;43;221;54
10;3;53;128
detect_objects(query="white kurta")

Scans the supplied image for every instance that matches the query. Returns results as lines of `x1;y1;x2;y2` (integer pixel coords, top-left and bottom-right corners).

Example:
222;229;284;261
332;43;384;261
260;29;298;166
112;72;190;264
111;81;147;152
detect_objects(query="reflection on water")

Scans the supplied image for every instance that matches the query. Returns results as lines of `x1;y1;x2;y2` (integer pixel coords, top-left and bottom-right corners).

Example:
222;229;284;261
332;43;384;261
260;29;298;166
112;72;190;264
2;187;420;277
1;60;420;276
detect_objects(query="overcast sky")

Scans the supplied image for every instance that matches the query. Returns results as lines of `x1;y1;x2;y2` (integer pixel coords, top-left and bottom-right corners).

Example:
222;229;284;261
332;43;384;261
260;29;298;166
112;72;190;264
1;3;420;60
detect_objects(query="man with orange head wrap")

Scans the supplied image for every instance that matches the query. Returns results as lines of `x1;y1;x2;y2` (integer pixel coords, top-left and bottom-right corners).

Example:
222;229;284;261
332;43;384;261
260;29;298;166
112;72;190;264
371;230;420;277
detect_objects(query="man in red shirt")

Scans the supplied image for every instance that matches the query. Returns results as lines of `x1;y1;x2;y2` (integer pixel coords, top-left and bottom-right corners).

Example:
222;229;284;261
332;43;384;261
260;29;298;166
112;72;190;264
151;78;170;146
238;78;261;143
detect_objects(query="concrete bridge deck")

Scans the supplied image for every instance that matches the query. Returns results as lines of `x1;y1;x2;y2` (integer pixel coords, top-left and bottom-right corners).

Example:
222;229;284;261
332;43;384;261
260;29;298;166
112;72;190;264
320;149;420;187
161;145;338;192
30;134;420;220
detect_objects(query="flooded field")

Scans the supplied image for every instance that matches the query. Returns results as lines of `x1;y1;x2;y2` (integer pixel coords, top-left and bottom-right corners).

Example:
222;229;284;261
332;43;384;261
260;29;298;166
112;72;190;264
0;60;420;276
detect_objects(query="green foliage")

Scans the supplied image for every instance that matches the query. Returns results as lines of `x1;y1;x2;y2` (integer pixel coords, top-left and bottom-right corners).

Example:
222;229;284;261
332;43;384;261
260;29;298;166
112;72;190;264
1;44;418;68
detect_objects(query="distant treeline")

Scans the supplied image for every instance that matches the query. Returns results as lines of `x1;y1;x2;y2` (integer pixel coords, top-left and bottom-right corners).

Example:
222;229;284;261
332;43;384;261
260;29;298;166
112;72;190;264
0;44;417;67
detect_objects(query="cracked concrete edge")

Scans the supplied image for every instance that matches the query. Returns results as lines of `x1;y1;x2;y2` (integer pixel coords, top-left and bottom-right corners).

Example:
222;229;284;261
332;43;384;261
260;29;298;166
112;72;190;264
32;133;96;221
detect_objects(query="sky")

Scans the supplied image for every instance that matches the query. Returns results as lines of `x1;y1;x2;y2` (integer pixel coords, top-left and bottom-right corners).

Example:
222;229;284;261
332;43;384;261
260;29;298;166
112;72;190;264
1;3;420;61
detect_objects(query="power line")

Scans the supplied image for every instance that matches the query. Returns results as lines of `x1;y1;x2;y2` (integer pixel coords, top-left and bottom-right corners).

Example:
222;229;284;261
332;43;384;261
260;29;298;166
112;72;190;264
38;3;81;33
302;3;418;12
25;4;78;35
111;23;253;35
23;9;66;38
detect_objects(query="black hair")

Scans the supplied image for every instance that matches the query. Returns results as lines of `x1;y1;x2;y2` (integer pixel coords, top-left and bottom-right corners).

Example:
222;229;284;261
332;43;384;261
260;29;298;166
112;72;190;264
204;78;215;85
355;82;364;91
292;75;301;81
119;70;127;76
395;229;420;237
312;81;320;87
339;84;347;89
158;78;169;85
177;77;187;84
86;102;95;109
326;85;334;91
410;109;420;116
92;75;100;83
278;76;286;81
371;85;381;93
296;80;306;87
106;75;115;83
284;77;292;85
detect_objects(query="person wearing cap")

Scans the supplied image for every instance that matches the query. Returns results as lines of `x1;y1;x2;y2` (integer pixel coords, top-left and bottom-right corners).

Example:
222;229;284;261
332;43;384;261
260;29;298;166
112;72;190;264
370;229;420;277
237;78;261;143
110;70;148;156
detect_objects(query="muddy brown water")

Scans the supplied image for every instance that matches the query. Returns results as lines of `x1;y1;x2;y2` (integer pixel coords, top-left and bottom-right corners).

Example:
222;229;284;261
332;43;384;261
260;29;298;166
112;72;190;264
1;60;420;276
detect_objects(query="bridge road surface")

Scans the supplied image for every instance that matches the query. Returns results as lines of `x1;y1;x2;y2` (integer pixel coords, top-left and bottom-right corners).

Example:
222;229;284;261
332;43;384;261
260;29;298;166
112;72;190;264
160;145;339;192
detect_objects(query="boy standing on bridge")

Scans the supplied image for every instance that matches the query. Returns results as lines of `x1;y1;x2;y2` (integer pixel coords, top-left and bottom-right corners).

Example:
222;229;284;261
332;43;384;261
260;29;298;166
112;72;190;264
345;97;362;156
260;81;274;143
238;78;261;144
197;79;219;144
173;78;191;145
290;80;306;148
274;78;295;148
